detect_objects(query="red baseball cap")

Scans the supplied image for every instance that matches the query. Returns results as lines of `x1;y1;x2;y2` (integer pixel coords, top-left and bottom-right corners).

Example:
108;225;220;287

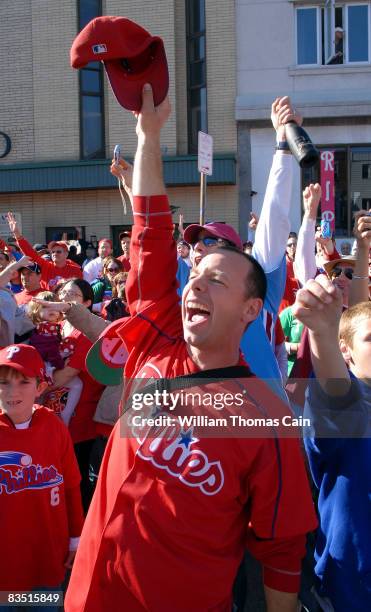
184;222;243;251
0;345;45;380
70;16;169;112
48;241;68;252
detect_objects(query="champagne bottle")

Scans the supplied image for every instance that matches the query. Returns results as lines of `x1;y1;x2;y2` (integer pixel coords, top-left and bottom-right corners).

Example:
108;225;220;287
285;122;319;168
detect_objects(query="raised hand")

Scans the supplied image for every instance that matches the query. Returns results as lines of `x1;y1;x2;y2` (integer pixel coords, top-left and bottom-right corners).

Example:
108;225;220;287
7;212;20;238
110;158;133;195
271;96;303;141
292;274;342;336
248;212;259;232
353;210;371;246
135;83;171;140
178;213;184;236
303;183;321;220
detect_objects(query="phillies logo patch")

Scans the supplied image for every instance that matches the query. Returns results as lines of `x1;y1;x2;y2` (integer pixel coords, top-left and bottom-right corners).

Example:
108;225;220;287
6;346;20;359
0;452;63;495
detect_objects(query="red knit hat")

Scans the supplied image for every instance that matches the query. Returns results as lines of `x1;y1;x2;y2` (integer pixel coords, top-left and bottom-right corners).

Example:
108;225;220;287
70;16;169;111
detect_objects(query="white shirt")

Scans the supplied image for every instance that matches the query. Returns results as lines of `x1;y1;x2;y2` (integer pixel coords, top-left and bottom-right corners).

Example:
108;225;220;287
83;257;103;284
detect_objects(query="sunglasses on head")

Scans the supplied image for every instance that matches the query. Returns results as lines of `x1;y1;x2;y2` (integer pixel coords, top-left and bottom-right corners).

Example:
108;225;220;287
192;236;234;248
331;267;354;280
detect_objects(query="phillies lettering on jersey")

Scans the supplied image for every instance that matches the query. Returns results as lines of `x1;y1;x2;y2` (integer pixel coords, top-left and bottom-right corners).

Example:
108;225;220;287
131;413;224;496
0;451;63;494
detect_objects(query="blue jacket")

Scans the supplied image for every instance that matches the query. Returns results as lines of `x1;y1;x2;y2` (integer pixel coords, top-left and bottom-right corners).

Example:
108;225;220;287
304;377;371;611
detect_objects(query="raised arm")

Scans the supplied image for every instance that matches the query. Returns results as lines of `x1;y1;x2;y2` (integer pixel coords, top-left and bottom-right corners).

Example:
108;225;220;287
7;212;50;272
0;255;32;288
349;211;370;307
294;183;321;285
118;85;181;318
252;97;300;273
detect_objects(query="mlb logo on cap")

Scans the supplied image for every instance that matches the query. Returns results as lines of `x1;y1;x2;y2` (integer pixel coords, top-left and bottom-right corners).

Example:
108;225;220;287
92;44;107;54
70;16;169;112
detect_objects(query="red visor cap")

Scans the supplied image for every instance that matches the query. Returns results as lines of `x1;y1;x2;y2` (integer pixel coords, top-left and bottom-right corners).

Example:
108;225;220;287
70;16;169;111
184;222;243;251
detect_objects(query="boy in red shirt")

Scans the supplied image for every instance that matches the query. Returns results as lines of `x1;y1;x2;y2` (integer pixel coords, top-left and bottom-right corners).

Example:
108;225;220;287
0;344;84;604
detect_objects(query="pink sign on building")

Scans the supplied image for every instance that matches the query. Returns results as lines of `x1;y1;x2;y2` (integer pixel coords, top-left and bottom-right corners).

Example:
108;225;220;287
320;150;335;231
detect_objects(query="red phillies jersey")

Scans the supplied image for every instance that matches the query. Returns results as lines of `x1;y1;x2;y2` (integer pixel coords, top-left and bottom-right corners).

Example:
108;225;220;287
16;237;82;291
0;406;83;590
66;195;317;612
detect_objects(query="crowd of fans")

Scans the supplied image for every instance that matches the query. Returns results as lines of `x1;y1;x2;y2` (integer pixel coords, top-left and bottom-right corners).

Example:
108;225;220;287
0;90;370;612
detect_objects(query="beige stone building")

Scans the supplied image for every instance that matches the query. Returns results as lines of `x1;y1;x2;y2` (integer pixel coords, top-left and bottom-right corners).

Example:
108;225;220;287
0;0;238;250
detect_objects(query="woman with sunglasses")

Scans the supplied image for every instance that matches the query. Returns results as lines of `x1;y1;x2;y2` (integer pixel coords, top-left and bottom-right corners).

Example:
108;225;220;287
101;271;129;321
91;256;123;313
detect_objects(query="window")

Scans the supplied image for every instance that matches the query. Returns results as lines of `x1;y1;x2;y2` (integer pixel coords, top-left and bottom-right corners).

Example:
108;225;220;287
302;146;371;235
78;0;105;159
297;7;319;65
296;2;370;65
346;4;369;62
45;227;86;242
186;0;208;153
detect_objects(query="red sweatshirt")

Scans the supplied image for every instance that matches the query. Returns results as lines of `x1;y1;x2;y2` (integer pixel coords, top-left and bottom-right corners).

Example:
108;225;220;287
16;237;82;291
66;195;317;612
0;406;84;590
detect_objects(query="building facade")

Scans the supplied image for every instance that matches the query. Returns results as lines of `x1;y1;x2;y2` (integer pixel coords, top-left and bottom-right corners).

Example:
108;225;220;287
236;0;371;244
0;0;237;249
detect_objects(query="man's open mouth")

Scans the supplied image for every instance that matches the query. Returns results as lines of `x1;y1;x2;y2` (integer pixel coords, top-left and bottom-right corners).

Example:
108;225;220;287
186;301;211;324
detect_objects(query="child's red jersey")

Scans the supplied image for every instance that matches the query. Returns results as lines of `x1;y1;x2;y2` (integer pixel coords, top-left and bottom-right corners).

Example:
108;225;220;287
0;406;83;590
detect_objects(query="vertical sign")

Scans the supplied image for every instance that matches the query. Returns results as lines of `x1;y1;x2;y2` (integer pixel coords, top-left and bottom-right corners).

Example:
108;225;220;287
320;150;335;231
198;131;213;225
198;131;213;175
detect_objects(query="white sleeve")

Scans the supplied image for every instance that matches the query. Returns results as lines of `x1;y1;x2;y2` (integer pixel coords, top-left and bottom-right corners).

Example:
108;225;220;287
252;152;293;273
83;258;100;284
294;217;317;285
274;342;288;386
82;260;94;283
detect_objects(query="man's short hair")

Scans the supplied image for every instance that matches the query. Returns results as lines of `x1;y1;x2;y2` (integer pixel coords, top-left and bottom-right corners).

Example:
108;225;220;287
339;301;371;347
219;246;267;302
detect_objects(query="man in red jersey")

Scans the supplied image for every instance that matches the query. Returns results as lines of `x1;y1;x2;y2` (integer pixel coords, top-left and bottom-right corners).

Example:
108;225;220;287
65;85;317;612
7;214;82;291
15;263;42;306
